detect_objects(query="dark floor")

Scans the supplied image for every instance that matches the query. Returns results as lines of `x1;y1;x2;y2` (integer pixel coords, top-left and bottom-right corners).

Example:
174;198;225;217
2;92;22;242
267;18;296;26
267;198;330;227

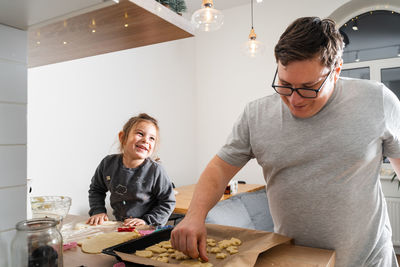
397;254;400;265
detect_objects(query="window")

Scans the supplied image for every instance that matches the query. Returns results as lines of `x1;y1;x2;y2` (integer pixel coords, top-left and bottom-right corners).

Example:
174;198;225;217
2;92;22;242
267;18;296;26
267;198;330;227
341;67;370;80
381;67;400;100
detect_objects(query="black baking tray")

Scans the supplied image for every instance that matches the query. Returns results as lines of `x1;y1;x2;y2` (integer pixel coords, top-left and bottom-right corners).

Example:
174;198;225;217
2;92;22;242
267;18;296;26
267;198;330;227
102;227;173;263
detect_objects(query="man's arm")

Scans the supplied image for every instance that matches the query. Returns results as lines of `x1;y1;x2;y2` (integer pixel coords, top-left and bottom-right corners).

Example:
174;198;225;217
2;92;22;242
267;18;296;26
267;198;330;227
388;158;400;178
171;155;242;261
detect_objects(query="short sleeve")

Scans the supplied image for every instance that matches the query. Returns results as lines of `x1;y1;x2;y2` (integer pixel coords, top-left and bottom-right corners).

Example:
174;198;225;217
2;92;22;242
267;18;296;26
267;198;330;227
382;86;400;158
217;104;255;167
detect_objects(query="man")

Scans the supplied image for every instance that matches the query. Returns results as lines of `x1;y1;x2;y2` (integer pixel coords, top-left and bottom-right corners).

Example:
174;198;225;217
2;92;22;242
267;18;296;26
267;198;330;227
171;17;400;266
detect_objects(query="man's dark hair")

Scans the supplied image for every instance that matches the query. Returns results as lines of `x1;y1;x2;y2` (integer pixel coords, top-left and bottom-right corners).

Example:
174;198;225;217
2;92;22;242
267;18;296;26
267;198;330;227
274;17;344;68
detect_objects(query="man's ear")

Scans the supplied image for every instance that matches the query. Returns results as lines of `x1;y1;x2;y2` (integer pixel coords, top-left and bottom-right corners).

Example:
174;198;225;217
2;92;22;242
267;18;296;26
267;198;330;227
334;59;343;82
118;131;124;144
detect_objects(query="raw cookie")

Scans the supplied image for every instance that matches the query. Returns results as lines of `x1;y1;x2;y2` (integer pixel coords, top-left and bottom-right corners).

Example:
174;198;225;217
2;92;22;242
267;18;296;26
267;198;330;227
81;231;140;254
156;256;169;263
210;247;221;253
216;252;227;259
158;240;173;249
172;251;190;260
217;240;232;249
230;237;242;246
226;246;238;254
146;245;167;253
135;250;153;258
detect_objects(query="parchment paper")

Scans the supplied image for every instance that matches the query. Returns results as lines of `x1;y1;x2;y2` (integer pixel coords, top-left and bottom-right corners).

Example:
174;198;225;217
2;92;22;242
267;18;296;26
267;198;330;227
116;223;292;267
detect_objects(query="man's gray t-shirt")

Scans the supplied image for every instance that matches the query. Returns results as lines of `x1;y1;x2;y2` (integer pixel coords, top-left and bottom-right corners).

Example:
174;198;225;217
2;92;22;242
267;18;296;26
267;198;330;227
218;77;400;267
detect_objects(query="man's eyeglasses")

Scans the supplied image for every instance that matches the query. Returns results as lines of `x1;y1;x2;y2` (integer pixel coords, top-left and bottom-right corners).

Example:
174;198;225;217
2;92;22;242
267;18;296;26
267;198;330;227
271;68;333;98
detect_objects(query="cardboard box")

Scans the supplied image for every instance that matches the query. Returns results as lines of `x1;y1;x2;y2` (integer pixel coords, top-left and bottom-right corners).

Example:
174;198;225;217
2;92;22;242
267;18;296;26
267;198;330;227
257;243;335;266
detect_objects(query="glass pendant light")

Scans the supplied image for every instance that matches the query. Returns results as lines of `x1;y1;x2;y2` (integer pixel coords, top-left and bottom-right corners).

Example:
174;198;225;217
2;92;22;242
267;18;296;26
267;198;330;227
242;0;265;57
191;0;224;32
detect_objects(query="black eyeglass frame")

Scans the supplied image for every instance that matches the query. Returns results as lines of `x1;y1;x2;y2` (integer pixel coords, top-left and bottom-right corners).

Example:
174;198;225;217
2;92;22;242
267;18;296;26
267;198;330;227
271;68;333;98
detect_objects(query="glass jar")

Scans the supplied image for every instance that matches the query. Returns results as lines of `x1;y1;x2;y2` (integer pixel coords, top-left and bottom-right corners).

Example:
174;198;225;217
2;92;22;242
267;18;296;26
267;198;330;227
11;218;63;267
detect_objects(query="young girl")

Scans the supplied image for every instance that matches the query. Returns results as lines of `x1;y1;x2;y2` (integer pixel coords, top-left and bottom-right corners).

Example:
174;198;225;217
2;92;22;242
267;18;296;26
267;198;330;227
86;113;176;227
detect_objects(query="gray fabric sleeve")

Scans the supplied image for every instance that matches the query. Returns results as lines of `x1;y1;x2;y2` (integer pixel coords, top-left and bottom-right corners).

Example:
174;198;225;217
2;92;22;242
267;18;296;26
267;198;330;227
142;164;176;226
217;104;254;167
88;159;108;216
382;85;400;158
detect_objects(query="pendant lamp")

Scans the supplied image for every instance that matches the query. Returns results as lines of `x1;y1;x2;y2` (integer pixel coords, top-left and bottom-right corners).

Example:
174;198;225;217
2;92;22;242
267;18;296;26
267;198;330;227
242;0;265;57
191;0;224;32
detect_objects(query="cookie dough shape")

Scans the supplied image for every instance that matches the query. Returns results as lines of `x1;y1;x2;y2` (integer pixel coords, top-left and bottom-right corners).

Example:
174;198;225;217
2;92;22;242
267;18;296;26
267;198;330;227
135;250;153;258
217;240;231;249
210;247;221;253
226;246;239;254
230;237;242;246
146;245;167;253
155;256;169;263
216;252;227;259
82;231;140;254
172;251;190;260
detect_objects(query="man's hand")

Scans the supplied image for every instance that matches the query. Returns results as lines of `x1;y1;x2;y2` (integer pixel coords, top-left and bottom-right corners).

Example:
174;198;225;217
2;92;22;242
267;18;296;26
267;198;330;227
123;218;146;227
86;213;108;225
170;216;208;262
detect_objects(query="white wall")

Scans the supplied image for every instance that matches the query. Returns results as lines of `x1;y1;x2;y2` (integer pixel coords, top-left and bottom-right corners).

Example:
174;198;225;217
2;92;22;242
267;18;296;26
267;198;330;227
0;24;27;267
194;0;350;184
27;0;352;218
28;37;198;216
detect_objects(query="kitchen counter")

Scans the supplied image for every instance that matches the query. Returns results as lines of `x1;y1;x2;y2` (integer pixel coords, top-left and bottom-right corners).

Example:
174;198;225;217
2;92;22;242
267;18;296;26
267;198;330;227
62;215;335;266
174;184;265;214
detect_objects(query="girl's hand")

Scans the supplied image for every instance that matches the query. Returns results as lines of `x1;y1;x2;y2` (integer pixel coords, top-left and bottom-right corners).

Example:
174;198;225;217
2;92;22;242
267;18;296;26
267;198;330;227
124;218;146;227
86;213;109;226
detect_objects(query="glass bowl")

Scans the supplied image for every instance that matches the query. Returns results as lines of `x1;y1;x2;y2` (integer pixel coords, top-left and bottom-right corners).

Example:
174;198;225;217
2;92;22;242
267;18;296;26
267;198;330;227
30;196;71;229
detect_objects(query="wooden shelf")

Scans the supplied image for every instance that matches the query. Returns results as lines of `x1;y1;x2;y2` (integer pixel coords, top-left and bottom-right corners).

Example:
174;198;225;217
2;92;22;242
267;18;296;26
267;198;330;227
28;0;194;68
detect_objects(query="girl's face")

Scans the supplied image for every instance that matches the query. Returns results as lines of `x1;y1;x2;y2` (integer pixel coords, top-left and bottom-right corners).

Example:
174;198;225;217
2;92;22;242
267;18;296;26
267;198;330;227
120;121;157;162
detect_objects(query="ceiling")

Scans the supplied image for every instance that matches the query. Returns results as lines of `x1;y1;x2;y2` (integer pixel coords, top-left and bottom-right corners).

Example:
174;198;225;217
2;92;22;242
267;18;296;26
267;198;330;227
0;0;251;30
2;0;399;64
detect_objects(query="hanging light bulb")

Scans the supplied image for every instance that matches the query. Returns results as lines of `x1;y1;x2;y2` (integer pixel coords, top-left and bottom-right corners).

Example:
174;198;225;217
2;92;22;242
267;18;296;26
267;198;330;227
397;46;400;57
256;0;263;3
352;19;358;31
355;51;360;62
242;0;265;57
243;28;265;57
191;0;224;32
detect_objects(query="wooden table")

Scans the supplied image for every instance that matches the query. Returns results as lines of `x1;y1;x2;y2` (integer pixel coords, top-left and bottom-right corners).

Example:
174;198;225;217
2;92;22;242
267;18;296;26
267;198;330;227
173;184;265;214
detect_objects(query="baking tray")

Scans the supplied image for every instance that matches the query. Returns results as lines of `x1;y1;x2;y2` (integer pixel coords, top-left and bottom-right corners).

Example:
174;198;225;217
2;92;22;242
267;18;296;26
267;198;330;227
102;227;173;262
